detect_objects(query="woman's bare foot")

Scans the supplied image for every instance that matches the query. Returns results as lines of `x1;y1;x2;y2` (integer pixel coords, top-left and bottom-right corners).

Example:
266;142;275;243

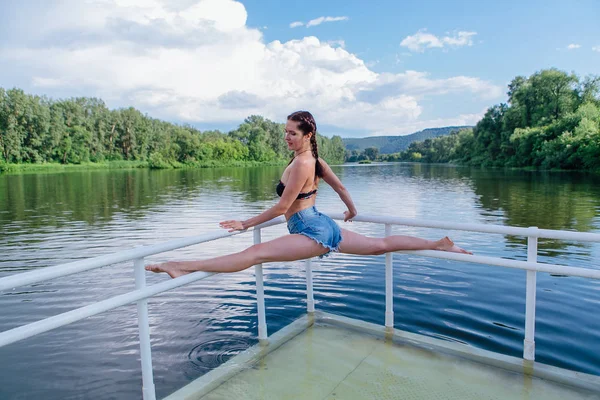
435;237;472;255
145;261;190;279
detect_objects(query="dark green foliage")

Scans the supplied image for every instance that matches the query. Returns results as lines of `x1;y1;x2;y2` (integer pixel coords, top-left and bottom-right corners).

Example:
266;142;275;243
0;89;346;170
363;147;379;160
377;69;600;170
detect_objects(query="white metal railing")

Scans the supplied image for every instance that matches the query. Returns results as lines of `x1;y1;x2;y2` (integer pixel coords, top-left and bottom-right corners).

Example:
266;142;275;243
1;213;600;400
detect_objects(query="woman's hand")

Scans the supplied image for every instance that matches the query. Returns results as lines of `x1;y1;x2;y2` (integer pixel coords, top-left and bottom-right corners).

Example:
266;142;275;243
343;209;357;222
219;220;246;232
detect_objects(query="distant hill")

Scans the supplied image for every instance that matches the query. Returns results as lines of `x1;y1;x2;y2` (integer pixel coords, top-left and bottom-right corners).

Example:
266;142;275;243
342;126;472;154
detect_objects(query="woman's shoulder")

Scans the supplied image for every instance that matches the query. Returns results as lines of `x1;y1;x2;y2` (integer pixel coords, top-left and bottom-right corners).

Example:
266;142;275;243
317;157;330;170
292;157;316;168
288;157;317;180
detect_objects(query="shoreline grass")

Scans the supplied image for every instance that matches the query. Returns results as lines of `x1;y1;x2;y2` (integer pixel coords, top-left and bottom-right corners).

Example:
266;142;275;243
2;159;598;175
0;160;289;175
374;159;600;174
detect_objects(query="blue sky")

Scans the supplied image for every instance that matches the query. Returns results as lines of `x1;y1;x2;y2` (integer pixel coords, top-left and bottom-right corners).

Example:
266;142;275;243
0;0;598;137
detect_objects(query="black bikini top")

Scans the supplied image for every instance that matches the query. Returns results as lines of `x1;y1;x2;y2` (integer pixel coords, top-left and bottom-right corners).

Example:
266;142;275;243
276;180;317;200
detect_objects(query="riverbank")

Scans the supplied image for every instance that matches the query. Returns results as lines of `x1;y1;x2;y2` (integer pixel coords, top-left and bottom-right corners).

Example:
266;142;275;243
4;159;597;176
374;159;600;174
0;159;289;174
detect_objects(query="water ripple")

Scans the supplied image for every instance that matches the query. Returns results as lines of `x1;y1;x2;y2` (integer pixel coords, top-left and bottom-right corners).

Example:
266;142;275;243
187;336;253;371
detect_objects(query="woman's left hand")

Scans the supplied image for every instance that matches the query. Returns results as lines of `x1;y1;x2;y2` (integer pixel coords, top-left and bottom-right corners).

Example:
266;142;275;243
344;210;357;222
219;220;246;232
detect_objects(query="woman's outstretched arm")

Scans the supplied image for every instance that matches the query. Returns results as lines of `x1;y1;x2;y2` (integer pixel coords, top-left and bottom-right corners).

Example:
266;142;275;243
319;158;357;222
220;159;313;231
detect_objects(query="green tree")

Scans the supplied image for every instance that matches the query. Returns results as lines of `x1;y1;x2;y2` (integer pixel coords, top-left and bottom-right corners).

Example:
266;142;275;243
363;147;379;160
2;89;29;162
0;88;9;162
329;135;346;164
577;76;600;106
247;126;276;161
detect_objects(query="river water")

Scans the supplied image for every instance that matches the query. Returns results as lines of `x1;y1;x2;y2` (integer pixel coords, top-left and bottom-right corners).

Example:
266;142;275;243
1;163;599;399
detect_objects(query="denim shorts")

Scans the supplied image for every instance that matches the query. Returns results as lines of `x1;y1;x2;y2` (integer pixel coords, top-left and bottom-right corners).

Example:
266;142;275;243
287;206;343;257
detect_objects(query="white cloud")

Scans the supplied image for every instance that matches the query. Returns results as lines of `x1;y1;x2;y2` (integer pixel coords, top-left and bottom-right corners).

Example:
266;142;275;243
592;45;600;52
567;44;581;49
442;31;477;47
289;21;303;28
401;32;442;51
32;77;66;87
357;71;502;101
306;16;349;28
326;40;346;48
401;30;477;52
1;1;501;135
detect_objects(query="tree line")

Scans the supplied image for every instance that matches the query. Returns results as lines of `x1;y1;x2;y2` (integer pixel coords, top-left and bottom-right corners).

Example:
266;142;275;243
4;68;598;171
0;88;346;169
372;69;600;170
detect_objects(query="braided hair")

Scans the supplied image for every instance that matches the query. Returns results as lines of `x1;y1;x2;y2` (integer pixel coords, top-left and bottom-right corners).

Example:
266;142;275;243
287;111;324;179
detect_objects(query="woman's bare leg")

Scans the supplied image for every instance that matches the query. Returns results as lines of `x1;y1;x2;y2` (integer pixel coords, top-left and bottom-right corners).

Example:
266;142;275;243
338;228;471;256
146;234;329;278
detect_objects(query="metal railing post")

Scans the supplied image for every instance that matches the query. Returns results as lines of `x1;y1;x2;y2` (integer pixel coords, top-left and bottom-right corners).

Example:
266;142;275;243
305;258;315;313
4;213;600;394
134;258;156;400
385;224;394;328
524;228;538;360
254;228;268;340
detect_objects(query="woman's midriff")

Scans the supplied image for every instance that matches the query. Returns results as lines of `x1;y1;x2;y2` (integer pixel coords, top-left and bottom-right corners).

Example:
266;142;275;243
284;198;317;221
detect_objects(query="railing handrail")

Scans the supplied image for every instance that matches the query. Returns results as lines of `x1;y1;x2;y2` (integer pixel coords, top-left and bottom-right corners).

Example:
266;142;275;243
2;234;599;348
0;217;286;292
3;213;599;292
0;270;214;348
2;211;600;399
404;249;600;279
335;213;600;242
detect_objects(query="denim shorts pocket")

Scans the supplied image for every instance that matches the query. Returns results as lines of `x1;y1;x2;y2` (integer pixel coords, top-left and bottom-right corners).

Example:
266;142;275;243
287;217;302;234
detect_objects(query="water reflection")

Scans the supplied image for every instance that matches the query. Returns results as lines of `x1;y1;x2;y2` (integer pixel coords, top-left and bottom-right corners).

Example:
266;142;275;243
1;163;599;400
460;168;600;253
467;168;600;231
2;165;598;234
0;167;287;230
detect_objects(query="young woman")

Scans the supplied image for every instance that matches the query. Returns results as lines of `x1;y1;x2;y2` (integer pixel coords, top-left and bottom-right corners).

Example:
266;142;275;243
146;111;470;278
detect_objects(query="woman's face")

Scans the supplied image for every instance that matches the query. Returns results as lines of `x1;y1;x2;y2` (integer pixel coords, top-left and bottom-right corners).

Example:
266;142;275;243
285;120;309;151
